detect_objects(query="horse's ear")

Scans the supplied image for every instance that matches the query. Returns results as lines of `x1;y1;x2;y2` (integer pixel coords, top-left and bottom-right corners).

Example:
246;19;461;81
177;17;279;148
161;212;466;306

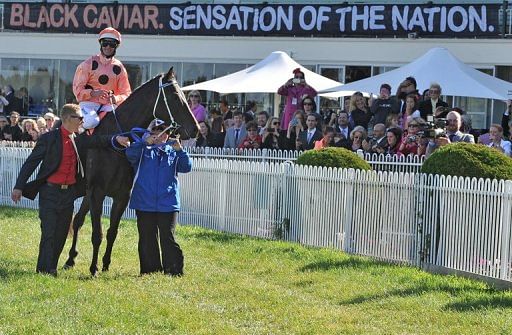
165;67;175;82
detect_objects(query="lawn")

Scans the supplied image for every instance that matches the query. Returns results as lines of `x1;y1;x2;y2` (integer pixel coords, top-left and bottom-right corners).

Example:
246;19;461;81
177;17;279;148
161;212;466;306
1;206;512;335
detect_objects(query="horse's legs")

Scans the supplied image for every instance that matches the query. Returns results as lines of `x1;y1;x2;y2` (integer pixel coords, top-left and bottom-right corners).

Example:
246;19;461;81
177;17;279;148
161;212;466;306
102;195;130;271
63;197;90;269
89;192;106;277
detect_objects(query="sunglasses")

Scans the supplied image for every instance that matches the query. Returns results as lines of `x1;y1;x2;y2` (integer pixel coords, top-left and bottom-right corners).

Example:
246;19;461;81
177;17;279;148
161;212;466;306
70;115;84;121
408;124;419;127
272;122;280;125
247;129;258;132
101;41;118;48
44;118;52;121
303;102;313;106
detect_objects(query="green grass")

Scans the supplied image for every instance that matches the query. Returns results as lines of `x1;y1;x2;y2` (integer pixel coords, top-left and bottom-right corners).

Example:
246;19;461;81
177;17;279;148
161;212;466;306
1;207;512;334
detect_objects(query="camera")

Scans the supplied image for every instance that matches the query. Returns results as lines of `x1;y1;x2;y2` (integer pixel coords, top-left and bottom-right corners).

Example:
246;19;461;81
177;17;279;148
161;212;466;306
289;117;299;127
407;135;417;143
292;78;301;84
419;116;446;139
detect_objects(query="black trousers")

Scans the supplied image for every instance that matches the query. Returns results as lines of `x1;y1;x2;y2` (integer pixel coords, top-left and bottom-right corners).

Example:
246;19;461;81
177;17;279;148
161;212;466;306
37;183;75;274
135;211;183;275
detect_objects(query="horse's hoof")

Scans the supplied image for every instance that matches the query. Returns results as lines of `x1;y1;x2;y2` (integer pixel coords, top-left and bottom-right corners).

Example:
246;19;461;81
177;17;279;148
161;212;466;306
63;261;74;270
102;265;109;272
89;266;99;277
70;250;79;258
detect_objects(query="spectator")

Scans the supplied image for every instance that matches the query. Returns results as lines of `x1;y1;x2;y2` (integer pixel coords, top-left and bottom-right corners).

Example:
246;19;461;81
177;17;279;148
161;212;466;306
331;111;352;149
426;111;475;157
487;124;511;157
243;101;257;123
3;85;22;116
238;121;262;149
398;117;427;156
501;99;512;140
209;107;224;133
362;123;388;154
286;110;306;148
20;118;40;142
261;117;287;150
349;93;372;130
73;27;131;130
187;90;207;123
36;117;48;135
278;68;317;130
385;113;400;129
219;99;233;128
223;111;246;149
370;83;399;125
350;126;367;152
43;112;59;131
17;87;32;116
126;119;191;276
3;112;23;141
385;127;403;155
396;77;420;114
400;94;421;129
418;83;448;120
0;115;8;140
301;96;322;130
295;114;322;151
0;87;10;116
196;121;224;148
256;111;269;135
314;126;336;150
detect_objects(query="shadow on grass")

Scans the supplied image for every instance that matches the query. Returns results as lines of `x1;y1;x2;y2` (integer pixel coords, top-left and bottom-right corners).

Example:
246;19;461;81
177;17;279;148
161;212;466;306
183;229;249;244
444;295;512;311
0;258;35;281
300;257;395;272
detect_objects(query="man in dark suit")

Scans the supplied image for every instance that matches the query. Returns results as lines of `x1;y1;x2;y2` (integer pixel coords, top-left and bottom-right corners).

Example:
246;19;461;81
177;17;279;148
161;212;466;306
332;111;352;149
296;114;322;150
418;83;449;120
11;104;129;276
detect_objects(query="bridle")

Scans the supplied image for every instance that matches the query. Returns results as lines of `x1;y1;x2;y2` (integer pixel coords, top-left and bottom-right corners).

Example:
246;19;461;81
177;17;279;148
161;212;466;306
152;75;180;137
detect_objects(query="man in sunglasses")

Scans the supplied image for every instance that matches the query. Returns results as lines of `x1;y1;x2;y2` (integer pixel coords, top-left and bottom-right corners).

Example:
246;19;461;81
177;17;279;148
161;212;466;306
11;103;130;276
73;27;131;130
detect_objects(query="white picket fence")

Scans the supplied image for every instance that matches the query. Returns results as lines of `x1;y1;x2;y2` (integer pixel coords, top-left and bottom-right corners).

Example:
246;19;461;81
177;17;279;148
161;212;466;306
0;147;510;283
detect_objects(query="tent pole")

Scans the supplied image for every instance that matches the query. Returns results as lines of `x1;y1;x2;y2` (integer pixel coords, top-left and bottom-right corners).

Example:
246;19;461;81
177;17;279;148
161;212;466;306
273;93;281;117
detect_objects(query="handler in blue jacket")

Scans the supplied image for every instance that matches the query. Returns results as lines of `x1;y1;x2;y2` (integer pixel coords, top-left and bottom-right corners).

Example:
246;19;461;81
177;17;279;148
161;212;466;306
126;119;192;276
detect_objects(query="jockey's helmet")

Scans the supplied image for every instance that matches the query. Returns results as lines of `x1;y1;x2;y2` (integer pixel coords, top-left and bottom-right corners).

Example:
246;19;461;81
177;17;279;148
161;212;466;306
98;27;122;45
148;119;170;133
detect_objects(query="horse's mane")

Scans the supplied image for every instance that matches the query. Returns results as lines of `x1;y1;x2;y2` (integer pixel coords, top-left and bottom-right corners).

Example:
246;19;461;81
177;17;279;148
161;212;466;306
120;73;163;107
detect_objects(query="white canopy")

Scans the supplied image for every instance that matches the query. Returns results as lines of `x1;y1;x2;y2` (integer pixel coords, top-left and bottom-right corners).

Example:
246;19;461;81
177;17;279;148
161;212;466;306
182;51;343;94
320;47;512;100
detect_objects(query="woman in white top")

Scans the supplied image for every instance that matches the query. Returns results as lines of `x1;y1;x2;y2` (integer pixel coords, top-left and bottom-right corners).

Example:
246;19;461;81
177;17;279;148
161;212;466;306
488;124;511;157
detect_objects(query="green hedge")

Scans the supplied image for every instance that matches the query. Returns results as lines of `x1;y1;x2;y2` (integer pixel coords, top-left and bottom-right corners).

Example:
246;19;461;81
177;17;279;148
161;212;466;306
421;142;512;180
296;147;371;171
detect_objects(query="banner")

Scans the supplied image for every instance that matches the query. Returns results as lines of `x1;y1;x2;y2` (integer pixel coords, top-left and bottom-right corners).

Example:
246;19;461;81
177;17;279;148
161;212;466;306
3;3;502;38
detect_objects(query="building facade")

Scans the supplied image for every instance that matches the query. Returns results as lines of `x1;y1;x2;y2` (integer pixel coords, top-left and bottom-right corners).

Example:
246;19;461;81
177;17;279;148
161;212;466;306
0;1;511;129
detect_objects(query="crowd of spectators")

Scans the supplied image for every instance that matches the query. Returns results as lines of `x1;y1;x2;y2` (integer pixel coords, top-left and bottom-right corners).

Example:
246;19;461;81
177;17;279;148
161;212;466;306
183;75;512;159
0;110;59;142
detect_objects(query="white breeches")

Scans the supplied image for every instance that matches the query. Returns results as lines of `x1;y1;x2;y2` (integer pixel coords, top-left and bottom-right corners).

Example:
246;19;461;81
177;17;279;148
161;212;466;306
79;101;116;129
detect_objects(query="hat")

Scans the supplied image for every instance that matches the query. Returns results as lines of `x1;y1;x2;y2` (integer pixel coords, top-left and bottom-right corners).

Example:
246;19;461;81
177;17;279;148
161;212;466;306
98;27;122;44
293;68;305;78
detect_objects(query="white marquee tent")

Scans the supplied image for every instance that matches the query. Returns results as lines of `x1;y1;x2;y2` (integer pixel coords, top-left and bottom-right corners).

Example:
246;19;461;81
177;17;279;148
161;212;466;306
182;51;343;94
319;47;512;100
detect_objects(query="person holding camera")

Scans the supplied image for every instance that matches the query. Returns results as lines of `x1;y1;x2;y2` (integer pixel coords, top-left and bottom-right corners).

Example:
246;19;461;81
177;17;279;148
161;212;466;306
126;119;192;276
262;117;287;150
278;68;317;131
238;121;262;149
362;123;388;154
286;110;306;148
425;111;475;157
398;117;426;156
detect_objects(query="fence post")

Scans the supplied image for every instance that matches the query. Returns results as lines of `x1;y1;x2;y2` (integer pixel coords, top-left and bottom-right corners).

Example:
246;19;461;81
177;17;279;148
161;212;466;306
414;173;425;268
342;168;356;253
500;180;512;280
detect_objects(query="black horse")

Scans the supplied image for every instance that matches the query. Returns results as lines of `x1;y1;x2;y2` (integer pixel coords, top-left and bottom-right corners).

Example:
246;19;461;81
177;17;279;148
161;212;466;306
64;69;198;276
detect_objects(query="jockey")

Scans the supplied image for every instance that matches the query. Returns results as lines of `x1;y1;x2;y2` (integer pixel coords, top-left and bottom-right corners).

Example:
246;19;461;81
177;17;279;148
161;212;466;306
73;27;132;130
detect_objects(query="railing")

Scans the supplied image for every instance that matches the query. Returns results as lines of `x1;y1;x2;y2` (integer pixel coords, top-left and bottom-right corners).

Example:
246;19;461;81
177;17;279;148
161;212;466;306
1;147;510;283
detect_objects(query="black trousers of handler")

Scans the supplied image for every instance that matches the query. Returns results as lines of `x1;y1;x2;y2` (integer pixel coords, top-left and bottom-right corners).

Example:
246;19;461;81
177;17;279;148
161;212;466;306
135;211;183;275
37;183;75;275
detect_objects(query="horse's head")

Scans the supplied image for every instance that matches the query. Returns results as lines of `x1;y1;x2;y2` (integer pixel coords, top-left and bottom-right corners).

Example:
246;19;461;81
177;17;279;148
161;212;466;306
154;68;199;140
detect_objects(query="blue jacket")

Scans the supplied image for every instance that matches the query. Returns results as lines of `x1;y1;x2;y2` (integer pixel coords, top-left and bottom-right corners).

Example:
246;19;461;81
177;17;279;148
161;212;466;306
126;141;192;212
